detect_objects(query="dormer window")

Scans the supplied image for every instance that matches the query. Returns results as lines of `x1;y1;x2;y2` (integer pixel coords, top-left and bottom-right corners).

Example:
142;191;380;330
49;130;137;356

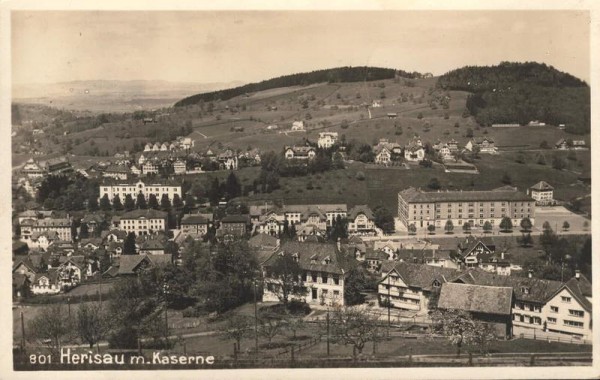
432;279;441;288
292;253;299;262
521;286;530;295
323;256;331;265
310;254;317;264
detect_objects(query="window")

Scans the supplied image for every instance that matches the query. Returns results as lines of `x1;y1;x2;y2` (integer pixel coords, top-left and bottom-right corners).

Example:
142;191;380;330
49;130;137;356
547;317;557;324
563;320;584;328
333;290;340;297
561;296;572;303
521;287;530;295
312;274;318;283
322;274;328;284
333;276;340;285
569;310;584;318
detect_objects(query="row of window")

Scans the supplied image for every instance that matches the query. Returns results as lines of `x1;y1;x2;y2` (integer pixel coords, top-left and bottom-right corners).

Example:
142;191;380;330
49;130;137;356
301;272;341;285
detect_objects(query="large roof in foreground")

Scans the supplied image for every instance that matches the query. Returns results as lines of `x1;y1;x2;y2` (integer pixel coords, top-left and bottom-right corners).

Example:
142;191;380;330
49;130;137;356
398;187;533;203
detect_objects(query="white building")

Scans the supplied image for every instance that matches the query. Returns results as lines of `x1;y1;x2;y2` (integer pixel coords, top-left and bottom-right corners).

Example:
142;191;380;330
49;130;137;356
291;121;305;131
347;205;376;235
173;159;187;175
116;209;168;236
528;181;554;205
99;180;182;205
262;242;351;307
22;158;45;178
317;132;339;149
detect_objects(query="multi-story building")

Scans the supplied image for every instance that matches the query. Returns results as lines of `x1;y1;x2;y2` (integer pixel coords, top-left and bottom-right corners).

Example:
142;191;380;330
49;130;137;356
20;216;72;242
180;213;213;238
284;204;347;228
173;159;187;175
528;181;554;205
103;165;130;180
99;180;182;205
397;187;535;231
116;209;168;236
22;158;45;178
453;269;592;340
378;262;461;312
347;205;376;235
317;132;338;149
284;146;316;160
218;214;251;238
262;242;353;306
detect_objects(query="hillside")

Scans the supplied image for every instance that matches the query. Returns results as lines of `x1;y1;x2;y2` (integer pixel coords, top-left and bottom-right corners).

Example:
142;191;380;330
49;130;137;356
175;66;421;107
437;62;590;134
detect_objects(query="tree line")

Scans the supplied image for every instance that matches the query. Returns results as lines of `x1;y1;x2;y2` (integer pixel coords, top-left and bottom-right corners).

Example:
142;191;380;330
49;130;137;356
175;67;414;107
437;62;590;134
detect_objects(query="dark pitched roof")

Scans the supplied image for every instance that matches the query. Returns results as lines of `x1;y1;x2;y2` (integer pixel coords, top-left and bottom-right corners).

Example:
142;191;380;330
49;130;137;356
438;282;513;316
453;269;563;304
181;214;212;225
530;181;554;191
221;214;251;224
398;187;533;203
564;274;592;311
248;233;279;248
263;242;354;275
117;254;172;275
383;262;462;291
365;250;388;261
120;209;168;219
348;205;374;220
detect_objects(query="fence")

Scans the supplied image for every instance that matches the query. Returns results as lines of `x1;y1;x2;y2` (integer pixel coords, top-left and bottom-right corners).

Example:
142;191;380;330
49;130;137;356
517;331;592;345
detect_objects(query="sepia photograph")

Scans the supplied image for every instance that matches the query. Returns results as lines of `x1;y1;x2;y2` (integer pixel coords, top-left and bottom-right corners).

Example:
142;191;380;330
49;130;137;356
3;1;598;378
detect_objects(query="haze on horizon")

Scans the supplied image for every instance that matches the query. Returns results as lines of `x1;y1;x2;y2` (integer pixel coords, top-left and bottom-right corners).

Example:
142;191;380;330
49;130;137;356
12;10;590;86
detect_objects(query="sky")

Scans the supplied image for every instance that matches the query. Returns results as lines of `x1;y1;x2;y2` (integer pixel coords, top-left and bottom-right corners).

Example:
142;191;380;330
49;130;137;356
11;10;591;85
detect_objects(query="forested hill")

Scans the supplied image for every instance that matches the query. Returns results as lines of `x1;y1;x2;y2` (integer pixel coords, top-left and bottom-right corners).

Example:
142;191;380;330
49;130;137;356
175;66;419;107
436;62;590;134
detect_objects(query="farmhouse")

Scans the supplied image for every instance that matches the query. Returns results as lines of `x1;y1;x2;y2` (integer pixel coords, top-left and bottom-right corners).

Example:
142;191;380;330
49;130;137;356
373;139;402;165
528;181;554;205
317;132;338;149
218;214;251;238
378;262;461;312
452;269;593;340
262;242;354;307
99;180;182;205
284;204;347;228
438;282;513;338
397;187;535;231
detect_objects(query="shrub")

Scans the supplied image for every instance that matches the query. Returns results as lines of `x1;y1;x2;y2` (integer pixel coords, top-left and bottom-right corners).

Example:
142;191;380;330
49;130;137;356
355;171;366;181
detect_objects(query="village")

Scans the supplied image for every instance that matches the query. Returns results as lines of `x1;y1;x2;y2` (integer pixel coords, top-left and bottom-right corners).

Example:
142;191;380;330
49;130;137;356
12;101;593;368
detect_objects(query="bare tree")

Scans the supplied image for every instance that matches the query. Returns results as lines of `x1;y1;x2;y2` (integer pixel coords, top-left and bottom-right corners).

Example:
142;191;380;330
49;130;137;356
77;301;109;349
259;317;285;346
28;304;75;356
221;314;252;350
330;306;382;359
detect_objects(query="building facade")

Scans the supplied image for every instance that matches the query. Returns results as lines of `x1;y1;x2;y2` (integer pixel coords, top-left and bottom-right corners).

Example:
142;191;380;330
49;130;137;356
398;187;535;231
116;209;168;236
99;180;182;205
528;181;554;205
317;132;338;149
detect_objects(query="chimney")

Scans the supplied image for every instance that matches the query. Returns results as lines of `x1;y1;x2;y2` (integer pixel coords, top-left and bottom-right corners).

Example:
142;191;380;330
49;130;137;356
575;270;581;280
337;238;341;251
501;251;504;260
528;269;533;278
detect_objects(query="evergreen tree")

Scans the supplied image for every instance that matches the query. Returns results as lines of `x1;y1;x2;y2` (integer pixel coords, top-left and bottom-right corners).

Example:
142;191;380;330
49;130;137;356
99;194;111;212
124;194;135;211
160;194;172;211
289;222;297;239
172;194;184;210
208;177;221;206
445;220;454;234
148;194;159;209
136;192;147;209
87;195;99;212
499;217;513;232
79;223;89;239
112;195;124;211
225;172;241;199
184;194;196;212
123;232;137;255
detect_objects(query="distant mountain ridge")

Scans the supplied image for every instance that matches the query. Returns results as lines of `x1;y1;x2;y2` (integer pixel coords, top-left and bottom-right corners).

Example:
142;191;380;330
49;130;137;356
13;80;245;99
175;66;422;107
437;62;589;134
